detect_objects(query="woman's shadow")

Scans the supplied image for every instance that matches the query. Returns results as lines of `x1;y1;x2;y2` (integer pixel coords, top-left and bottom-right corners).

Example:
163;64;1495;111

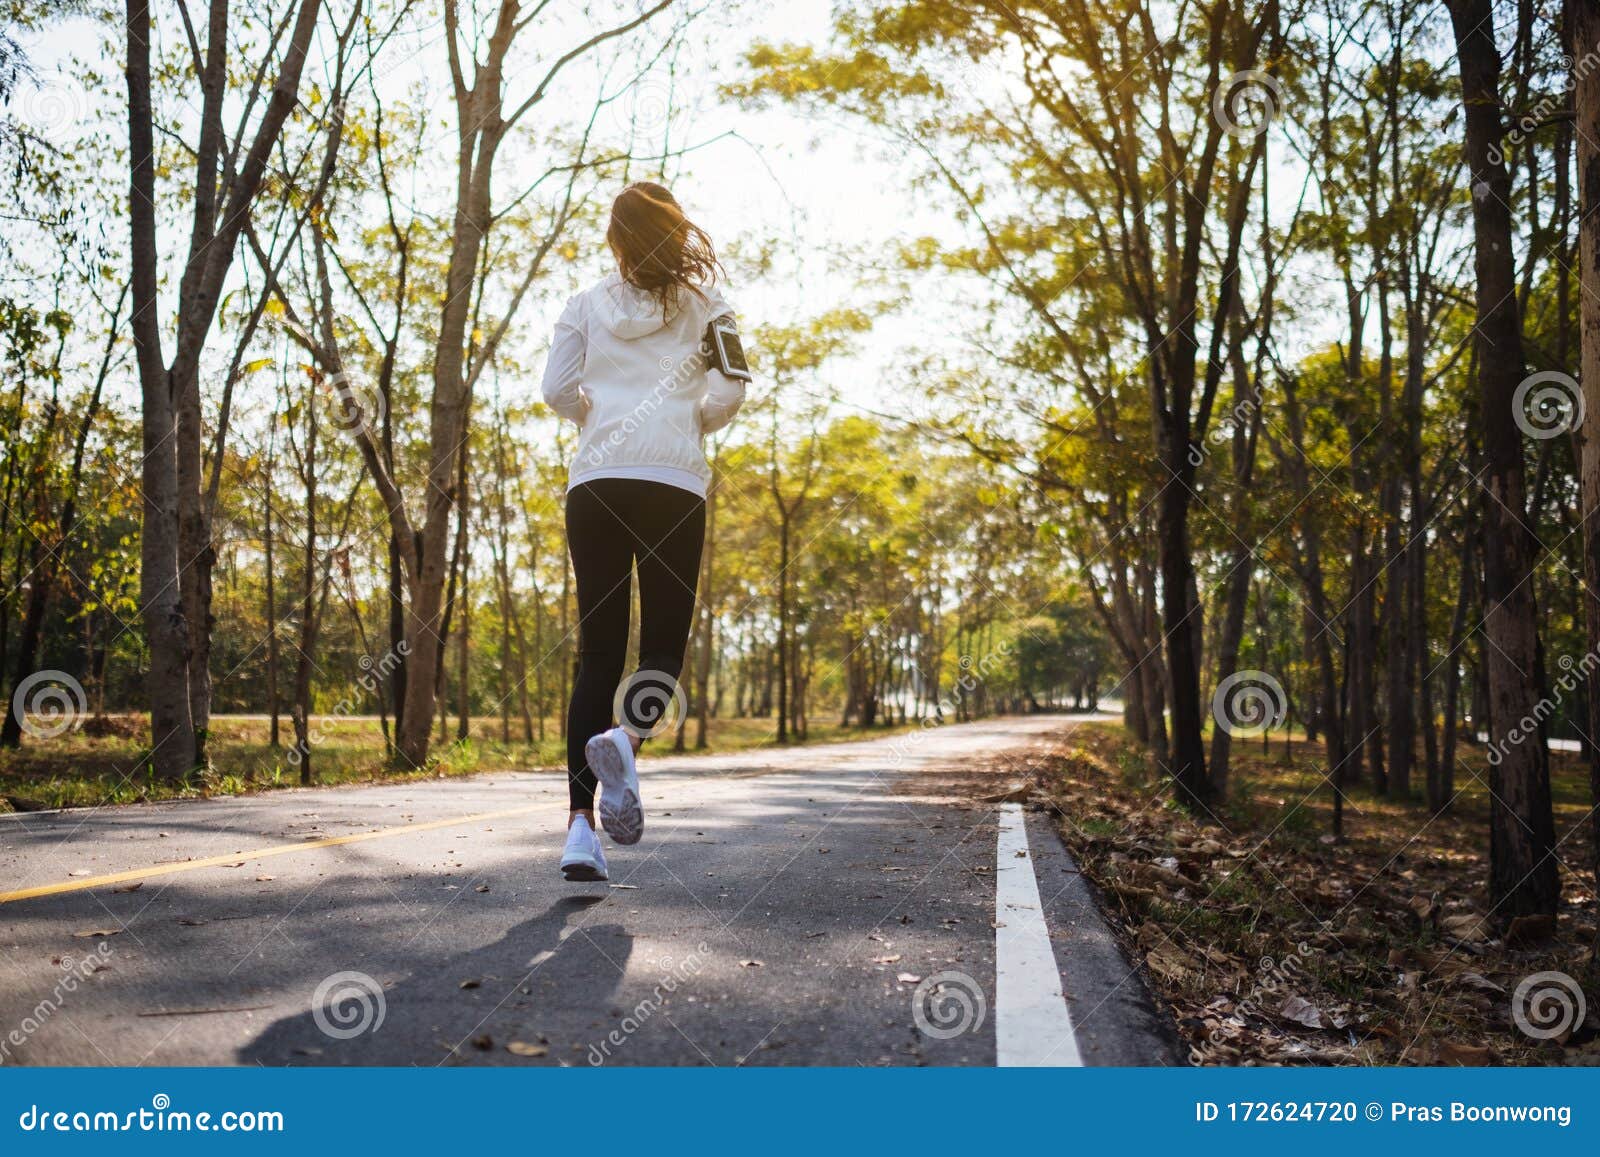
240;894;632;1066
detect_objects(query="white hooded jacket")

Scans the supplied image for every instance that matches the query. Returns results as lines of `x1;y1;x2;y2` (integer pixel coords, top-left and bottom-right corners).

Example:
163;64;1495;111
540;272;748;497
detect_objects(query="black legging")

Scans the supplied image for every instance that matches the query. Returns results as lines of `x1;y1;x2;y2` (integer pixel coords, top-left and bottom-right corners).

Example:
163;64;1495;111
565;478;706;811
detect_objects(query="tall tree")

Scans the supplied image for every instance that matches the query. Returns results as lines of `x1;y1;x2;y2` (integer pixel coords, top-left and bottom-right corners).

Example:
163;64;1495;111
1573;0;1600;903
123;0;323;779
351;0;675;768
1444;0;1559;919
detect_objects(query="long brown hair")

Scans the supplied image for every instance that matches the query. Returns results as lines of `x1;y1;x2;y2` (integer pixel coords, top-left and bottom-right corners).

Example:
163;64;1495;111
606;182;722;315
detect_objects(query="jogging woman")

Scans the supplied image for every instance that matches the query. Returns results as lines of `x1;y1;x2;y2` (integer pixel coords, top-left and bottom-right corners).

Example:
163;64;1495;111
540;182;749;881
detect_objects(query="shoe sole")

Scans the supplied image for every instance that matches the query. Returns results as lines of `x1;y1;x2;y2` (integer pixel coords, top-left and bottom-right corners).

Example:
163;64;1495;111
561;860;607;883
587;732;643;846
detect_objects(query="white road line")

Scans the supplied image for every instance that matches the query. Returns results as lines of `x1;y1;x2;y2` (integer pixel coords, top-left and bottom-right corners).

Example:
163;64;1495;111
993;801;1084;1067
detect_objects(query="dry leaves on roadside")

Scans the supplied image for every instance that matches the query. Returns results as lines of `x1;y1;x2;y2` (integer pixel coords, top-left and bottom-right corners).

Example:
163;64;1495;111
1035;724;1600;1068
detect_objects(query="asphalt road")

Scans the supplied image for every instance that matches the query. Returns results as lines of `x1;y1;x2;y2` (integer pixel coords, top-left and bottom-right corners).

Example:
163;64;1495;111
0;714;1179;1067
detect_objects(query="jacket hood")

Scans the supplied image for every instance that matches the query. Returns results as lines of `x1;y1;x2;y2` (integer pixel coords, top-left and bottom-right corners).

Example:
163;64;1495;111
595;271;675;339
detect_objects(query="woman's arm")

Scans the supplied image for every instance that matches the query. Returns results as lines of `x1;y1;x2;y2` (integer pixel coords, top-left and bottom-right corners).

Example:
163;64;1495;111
540;297;589;424
699;312;747;433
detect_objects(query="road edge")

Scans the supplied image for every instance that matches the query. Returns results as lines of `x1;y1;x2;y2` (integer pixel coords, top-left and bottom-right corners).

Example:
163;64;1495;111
1023;807;1187;1066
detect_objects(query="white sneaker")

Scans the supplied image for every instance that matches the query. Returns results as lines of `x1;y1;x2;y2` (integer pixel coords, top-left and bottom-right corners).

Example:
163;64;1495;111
560;815;608;882
586;727;643;846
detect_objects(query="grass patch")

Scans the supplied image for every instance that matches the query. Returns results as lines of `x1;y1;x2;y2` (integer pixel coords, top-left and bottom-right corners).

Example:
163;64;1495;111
0;712;919;811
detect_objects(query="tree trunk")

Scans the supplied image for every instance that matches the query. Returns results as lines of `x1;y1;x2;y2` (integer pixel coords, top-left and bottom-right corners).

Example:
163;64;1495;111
776;510;790;743
1155;443;1209;809
1401;227;1438;800
123;0;321;780
125;0;195;782
1574;0;1600;902
1448;0;1560;919
393;12;511;768
456;483;471;745
1139;557;1170;765
1378;286;1414;799
1347;525;1380;788
1206;312;1264;795
293;393;319;784
1436;532;1476;815
265;466;280;748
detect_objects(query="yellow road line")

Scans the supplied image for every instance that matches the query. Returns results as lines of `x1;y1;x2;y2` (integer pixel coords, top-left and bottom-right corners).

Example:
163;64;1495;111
0;804;545;905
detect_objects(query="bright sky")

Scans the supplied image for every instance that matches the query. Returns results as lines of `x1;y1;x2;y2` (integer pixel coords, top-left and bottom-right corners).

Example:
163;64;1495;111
20;1;953;421
15;1;1350;432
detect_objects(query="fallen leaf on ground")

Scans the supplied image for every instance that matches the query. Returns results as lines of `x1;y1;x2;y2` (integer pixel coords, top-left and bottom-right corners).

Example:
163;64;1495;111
1437;1042;1492;1066
739;960;764;968
1505;914;1555;945
506;1041;547;1057
980;783;1032;803
112;882;144;893
1145;942;1197;983
72;929;121;938
459;979;481;989
1441;913;1488;942
1277;996;1325;1030
896;972;922;984
872;954;902;964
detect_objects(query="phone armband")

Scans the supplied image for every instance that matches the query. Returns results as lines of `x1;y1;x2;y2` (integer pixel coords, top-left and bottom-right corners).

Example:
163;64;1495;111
704;316;753;382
